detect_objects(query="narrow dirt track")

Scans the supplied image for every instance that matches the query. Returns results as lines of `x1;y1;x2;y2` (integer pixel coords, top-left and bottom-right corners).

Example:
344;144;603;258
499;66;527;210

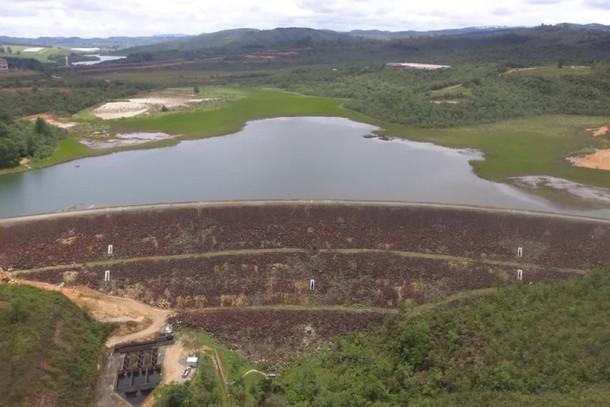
10;247;586;277
13;279;171;348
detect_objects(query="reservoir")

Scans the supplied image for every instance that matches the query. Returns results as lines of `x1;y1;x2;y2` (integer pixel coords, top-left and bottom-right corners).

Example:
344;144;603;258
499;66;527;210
1;116;609;218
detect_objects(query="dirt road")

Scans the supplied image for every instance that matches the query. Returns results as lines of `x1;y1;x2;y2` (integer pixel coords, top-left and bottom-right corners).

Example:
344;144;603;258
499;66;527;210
14;279;171;348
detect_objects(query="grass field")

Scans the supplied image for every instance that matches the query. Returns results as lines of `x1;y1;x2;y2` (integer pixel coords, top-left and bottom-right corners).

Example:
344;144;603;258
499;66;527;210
0;284;108;407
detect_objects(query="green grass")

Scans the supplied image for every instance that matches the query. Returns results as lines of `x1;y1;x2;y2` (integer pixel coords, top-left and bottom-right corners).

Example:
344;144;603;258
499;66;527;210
382;114;610;188
0;284;109;407
32;137;93;168
119;87;373;139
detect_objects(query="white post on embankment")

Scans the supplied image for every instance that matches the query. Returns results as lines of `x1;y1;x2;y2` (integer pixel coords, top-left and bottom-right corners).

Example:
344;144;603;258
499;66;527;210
309;279;315;290
517;269;523;281
107;244;113;256
517;247;523;257
104;270;111;282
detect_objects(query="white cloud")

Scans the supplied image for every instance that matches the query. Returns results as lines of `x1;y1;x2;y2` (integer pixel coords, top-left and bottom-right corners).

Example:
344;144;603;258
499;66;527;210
0;0;608;37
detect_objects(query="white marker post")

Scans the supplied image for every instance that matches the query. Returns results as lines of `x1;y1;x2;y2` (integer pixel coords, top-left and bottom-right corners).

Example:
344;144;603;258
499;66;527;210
309;279;316;291
107;244;114;256
517;247;523;257
517;269;523;281
104;270;111;282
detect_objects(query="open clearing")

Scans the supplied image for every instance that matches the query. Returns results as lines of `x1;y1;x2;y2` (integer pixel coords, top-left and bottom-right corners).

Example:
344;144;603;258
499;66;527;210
568;149;610;171
13;279;170;348
92;90;210;120
22;113;78;129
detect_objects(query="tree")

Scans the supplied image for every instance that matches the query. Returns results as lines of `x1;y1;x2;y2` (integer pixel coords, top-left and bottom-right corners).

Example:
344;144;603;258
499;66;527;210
193;86;200;94
35;117;50;135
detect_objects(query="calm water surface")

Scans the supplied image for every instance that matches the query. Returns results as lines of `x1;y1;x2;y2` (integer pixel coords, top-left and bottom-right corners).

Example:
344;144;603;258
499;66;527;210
72;55;127;66
1;117;609;219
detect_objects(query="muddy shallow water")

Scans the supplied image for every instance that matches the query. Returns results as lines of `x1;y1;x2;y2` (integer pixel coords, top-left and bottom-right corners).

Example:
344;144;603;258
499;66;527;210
1;116;610;219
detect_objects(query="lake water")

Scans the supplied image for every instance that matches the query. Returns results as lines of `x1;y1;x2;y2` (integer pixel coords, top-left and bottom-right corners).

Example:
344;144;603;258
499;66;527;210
72;55;127;66
1;116;610;219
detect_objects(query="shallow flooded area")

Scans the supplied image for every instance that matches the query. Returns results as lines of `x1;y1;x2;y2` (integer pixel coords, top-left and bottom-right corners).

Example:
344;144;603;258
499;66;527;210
1;116;610;219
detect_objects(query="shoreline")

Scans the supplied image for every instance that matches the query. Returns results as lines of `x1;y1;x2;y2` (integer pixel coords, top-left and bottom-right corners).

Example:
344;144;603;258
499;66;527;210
3;199;610;225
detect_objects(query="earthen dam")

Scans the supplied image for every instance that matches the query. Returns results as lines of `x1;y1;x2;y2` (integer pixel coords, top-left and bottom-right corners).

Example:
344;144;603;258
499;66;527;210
2;201;609;364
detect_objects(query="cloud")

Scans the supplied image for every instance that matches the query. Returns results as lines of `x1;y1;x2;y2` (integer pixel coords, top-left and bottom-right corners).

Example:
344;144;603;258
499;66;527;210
0;0;608;37
585;0;610;9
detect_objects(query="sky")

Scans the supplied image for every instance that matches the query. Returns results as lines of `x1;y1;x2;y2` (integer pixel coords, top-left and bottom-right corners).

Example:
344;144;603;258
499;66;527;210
1;0;609;37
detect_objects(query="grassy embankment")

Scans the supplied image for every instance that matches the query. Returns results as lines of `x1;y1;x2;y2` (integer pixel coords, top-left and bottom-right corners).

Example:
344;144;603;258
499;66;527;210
16;86;610;189
0;284;109;407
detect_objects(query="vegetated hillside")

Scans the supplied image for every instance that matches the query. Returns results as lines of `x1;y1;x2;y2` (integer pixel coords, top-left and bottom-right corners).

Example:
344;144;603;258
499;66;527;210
0;284;109;407
122;24;610;65
234;60;610;128
347;26;527;40
348;23;610;40
263;271;610;406
123;27;367;59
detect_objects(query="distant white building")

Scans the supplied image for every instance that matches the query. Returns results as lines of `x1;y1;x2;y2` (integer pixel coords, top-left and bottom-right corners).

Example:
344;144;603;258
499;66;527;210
386;62;451;70
0;58;8;71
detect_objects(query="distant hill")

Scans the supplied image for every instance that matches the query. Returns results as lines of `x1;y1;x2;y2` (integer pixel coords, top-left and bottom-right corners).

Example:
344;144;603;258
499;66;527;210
347;26;525;40
348;23;610;40
0;35;185;50
124;27;365;54
120;24;610;66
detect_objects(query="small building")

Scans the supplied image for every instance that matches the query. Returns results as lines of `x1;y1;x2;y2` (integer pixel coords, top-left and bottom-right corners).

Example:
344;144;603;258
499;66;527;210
186;356;199;368
0;58;8;71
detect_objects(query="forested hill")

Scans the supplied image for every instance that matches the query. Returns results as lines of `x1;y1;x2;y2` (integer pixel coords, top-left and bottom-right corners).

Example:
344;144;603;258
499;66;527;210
122;24;610;65
123;27;368;55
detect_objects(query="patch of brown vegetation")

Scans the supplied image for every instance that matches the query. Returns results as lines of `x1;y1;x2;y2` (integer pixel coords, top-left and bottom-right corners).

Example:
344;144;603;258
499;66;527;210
587;125;609;138
170;308;387;367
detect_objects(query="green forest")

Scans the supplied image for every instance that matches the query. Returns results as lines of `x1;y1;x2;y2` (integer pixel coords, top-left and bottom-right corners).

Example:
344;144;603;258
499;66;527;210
0;113;64;169
235;61;610;128
0;77;147;169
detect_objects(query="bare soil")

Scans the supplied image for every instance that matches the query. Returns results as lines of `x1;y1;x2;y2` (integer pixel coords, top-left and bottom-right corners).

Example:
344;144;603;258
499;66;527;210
92;92;210;120
568;148;610;171
22;113;77;129
12;279;170;348
587;125;609;137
